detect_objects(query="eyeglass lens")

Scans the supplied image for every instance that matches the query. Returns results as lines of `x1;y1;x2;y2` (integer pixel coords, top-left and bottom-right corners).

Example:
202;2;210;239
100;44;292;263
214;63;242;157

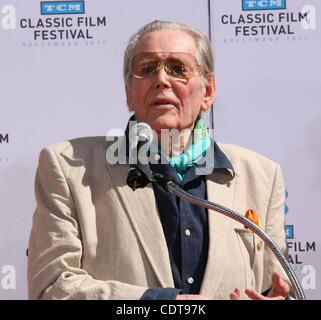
131;52;198;80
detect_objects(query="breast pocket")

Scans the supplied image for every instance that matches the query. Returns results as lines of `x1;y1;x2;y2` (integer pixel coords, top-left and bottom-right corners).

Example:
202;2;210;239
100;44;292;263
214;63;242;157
234;227;265;287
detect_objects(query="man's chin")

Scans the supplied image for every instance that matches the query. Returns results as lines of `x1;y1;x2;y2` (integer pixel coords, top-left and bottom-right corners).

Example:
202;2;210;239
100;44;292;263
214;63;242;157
149;119;180;133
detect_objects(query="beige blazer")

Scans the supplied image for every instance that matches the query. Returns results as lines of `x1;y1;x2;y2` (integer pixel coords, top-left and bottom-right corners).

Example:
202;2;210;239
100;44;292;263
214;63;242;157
28;137;288;300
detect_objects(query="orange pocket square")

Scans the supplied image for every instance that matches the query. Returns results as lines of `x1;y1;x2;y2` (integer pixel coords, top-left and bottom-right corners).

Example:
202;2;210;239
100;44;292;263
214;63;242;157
245;209;263;229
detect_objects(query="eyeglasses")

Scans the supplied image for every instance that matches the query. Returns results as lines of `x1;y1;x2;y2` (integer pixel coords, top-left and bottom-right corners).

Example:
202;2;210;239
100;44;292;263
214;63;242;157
130;52;201;81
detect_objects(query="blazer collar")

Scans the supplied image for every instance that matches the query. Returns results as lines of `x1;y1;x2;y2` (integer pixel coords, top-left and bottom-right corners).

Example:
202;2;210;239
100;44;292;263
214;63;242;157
60;137;174;287
106;161;175;288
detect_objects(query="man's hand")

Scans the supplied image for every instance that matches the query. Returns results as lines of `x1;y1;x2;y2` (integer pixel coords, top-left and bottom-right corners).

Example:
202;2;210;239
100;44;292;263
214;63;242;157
176;294;209;300
230;272;290;300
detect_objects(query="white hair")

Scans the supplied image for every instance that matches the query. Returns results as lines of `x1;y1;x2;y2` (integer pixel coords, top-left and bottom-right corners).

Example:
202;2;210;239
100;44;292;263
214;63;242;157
123;20;214;86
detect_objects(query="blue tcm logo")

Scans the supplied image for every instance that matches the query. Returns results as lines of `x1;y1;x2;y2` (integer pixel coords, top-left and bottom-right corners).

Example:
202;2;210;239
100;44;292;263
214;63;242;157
242;0;286;11
286;225;294;239
41;1;85;15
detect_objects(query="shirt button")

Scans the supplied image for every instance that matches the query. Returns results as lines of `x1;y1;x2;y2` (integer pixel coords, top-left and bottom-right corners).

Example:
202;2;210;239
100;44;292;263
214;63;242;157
185;229;191;236
187;277;194;284
154;154;161;161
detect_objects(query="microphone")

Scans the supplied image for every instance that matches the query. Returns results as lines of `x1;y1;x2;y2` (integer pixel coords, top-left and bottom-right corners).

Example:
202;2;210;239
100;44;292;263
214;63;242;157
126;122;153;191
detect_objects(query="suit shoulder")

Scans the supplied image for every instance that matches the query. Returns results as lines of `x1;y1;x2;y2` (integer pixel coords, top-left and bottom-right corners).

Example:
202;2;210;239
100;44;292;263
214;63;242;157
39;136;109;162
218;143;279;173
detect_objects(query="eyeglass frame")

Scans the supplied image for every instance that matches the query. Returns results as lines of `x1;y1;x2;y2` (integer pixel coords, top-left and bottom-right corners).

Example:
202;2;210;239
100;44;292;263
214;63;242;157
128;51;204;81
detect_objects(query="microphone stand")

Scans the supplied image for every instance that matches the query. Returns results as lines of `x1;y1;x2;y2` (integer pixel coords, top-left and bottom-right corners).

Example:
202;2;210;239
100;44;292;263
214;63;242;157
127;164;306;300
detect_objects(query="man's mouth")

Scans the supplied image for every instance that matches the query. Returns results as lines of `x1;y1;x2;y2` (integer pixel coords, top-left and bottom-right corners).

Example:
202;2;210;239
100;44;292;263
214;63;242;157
150;98;178;108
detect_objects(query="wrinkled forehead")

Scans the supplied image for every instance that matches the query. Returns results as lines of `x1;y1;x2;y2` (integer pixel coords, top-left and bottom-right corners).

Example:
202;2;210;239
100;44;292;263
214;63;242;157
132;52;198;65
133;30;198;56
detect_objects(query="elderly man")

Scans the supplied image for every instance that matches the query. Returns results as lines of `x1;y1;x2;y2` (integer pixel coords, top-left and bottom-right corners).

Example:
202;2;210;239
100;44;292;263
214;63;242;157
28;20;290;300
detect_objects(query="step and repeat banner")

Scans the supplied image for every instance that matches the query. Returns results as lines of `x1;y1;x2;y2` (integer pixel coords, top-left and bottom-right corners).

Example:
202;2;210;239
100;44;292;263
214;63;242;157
0;0;320;299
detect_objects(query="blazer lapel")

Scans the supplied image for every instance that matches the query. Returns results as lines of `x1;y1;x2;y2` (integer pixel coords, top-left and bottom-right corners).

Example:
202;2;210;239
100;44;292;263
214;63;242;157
106;163;174;288
200;169;237;296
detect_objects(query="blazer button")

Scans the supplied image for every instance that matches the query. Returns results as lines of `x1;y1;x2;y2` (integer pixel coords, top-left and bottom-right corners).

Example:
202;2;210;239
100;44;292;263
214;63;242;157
257;241;264;251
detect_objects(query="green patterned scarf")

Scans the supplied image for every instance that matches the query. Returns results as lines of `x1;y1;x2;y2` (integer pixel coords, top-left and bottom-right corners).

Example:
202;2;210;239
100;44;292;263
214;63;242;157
167;118;211;181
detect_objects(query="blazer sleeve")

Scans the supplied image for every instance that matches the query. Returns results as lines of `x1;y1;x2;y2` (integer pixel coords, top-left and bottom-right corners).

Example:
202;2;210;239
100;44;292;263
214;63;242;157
28;146;149;300
262;163;290;291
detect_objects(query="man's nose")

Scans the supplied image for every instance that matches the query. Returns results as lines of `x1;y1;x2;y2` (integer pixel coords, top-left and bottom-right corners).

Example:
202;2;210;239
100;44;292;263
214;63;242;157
154;65;171;88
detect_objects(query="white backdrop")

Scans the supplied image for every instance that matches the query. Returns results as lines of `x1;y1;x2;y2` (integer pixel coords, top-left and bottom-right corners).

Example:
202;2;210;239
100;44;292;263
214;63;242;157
0;0;320;299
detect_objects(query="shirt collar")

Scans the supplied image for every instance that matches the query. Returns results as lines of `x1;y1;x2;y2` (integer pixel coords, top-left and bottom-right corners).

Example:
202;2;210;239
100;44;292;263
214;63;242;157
213;141;234;172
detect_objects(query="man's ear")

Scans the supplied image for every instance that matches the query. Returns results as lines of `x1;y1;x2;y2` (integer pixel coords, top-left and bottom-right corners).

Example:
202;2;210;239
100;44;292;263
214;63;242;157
125;84;134;111
201;73;216;112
